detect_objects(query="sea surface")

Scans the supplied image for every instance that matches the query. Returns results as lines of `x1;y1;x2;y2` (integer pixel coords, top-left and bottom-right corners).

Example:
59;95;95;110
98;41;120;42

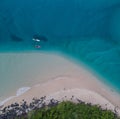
0;0;120;102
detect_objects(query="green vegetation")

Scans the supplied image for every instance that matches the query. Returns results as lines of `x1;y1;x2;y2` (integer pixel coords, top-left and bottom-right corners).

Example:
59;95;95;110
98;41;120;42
17;101;120;119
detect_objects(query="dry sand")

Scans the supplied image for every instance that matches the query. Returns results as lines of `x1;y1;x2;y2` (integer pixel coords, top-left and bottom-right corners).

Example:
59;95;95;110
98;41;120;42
1;53;120;115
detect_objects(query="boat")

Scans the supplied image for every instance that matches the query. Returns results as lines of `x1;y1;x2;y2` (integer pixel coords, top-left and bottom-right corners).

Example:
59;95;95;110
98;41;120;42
35;45;41;48
32;34;48;42
32;38;40;42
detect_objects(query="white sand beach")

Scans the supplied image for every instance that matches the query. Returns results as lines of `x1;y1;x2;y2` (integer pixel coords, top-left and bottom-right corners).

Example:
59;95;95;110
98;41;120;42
1;53;120;115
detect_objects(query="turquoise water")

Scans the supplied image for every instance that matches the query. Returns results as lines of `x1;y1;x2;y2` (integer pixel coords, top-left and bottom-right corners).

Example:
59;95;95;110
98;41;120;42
0;0;120;91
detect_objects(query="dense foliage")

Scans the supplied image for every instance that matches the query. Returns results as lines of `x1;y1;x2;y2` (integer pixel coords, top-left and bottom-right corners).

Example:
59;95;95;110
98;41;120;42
17;101;120;119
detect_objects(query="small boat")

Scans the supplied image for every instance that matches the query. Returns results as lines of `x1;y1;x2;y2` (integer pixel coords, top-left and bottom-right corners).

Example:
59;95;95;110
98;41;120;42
35;45;41;48
32;38;40;42
33;34;48;42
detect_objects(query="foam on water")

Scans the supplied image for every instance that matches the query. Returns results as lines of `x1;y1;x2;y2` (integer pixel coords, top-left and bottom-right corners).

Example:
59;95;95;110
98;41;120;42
0;96;15;106
16;87;31;96
0;87;30;106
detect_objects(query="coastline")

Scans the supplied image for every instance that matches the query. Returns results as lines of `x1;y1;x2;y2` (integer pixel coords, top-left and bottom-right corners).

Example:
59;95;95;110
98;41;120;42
2;77;120;115
1;54;120;115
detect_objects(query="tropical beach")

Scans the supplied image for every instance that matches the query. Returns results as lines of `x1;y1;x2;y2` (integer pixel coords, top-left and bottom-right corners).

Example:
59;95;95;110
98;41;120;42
0;0;120;118
0;53;120;117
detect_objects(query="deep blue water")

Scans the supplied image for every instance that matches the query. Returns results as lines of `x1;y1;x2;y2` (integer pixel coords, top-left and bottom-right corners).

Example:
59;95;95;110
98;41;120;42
0;0;120;91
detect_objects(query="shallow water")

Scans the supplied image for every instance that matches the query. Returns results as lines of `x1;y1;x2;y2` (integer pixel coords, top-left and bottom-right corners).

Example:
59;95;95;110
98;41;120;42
0;0;120;98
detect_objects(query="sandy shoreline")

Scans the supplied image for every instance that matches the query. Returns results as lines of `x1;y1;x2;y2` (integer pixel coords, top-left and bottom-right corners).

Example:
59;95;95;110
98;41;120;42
0;53;120;116
1;55;120;115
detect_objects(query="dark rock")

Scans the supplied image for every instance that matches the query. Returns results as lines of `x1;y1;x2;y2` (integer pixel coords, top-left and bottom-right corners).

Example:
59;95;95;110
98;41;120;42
76;98;83;103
